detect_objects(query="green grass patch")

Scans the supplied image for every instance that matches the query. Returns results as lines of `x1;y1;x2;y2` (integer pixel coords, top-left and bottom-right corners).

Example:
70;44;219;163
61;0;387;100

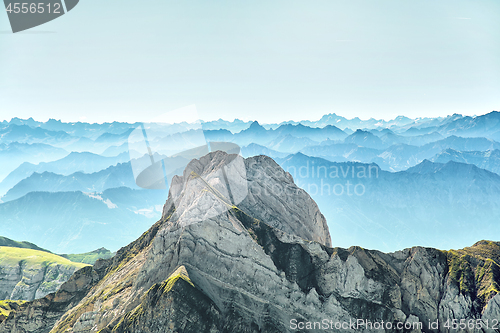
0;246;88;269
0;236;50;253
445;240;500;304
60;248;114;265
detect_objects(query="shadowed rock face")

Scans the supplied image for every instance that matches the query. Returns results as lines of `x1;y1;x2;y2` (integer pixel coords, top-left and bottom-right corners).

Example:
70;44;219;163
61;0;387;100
163;151;331;247
1;152;500;333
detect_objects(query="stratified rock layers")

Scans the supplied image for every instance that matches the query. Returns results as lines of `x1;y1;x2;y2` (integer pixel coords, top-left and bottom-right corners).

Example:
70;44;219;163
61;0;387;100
1;152;499;333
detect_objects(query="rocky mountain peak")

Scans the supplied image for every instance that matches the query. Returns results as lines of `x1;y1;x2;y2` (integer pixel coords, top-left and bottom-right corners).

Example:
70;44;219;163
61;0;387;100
3;153;500;333
163;150;331;247
248;120;263;130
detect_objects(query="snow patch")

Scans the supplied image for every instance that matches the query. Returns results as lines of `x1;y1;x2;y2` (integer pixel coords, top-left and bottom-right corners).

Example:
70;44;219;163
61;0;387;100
83;192;117;209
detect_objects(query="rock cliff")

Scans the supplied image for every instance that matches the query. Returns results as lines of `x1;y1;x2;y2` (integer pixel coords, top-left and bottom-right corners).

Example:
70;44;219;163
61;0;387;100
0;247;88;302
1;152;500;333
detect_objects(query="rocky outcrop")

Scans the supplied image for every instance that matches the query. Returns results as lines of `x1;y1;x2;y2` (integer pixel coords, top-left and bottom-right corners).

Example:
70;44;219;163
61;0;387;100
0;248;88;302
0;262;109;333
2;152;500;332
164;152;331;247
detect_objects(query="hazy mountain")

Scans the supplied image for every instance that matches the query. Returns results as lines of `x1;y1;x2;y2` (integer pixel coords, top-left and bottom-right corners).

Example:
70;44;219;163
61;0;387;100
431;149;500;175
437;111;500;138
308;113;414;130
233;121;271;146
232;122;346;150
0;152;130;196
1;117;42;128
2;162;138;202
394;113;464;134
273;123;347;141
0;124;73;145
202;129;234;142
271;113;415;130
343;129;386;149
0;142;68;182
402;125;440;136
94;128;135;145
300;143;381;163
379;131;444;147
300;135;500;172
4;152;500;332
0;187;167;253
201;118;252;133
240;143;288;159
150;129;213;155
266;134;319;153
369;128;395;137
38;119;138;140
370;143;422;170
101;142;129;156
377;136;500;171
278;154;500;252
423;135;500;153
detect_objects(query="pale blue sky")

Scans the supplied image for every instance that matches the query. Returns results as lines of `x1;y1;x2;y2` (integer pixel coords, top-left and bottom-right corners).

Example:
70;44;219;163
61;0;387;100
0;0;499;123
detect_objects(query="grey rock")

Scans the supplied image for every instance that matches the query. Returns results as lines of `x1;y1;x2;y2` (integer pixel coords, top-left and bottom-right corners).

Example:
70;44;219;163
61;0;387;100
0;261;81;302
2;152;500;333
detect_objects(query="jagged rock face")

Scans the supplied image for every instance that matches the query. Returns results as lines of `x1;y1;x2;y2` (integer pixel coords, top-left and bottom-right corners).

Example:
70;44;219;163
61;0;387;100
0;263;107;333
0;261;82;302
2;152;500;333
163;152;331;247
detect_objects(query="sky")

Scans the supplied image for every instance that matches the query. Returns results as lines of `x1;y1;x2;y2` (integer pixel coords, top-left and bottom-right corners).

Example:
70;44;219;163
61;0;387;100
1;0;499;124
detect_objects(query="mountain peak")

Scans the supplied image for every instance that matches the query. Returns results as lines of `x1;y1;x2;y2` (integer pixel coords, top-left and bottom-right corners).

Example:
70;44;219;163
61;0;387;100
4;151;500;332
249;120;262;129
163;151;331;246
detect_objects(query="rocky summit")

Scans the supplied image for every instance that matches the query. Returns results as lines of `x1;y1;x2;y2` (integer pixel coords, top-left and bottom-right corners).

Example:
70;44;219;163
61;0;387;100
1;151;500;333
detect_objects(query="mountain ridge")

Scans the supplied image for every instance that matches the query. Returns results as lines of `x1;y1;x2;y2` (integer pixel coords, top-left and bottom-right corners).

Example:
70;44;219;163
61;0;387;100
2;152;500;332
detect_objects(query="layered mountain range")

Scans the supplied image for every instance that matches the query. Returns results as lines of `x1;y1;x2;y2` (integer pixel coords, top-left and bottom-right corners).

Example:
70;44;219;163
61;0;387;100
276;153;500;252
2;152;500;333
1;112;500;254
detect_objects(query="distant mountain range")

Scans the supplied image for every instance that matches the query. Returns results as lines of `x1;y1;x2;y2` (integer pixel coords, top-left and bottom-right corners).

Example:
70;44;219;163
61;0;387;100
277;153;500;252
431;148;500;175
4;152;500;332
240;143;288;159
0;187;167;253
0;151;129;196
0;142;68;182
300;135;500;171
0;124;72;145
1;162;138;202
1;110;500;256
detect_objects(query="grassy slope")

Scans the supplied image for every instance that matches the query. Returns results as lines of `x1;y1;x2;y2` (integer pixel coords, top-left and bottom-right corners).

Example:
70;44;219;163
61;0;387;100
0;236;50;253
0;246;88;269
60;247;115;265
445;240;500;306
0;236;113;265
